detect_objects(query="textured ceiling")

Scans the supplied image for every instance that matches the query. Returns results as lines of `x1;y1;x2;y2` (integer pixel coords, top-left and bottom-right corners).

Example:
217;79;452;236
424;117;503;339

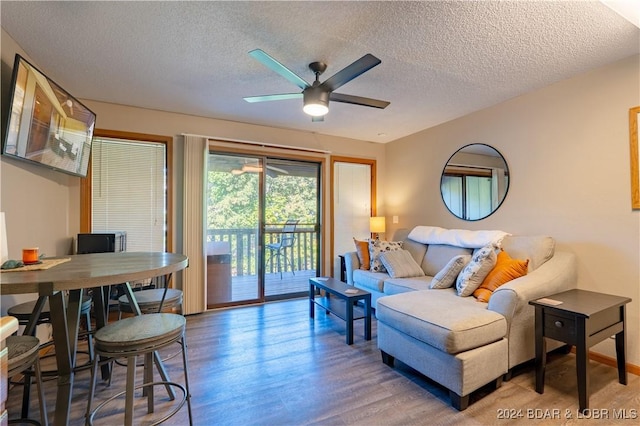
1;1;638;143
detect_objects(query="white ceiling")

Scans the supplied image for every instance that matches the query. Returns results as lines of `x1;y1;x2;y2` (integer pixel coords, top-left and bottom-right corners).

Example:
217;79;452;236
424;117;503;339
1;1;638;143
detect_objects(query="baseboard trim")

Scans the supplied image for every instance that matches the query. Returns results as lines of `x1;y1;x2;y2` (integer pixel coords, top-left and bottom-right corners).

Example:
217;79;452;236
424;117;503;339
570;348;640;376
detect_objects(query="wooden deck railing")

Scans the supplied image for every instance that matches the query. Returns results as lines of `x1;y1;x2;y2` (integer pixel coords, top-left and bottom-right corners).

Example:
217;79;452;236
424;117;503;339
206;225;318;276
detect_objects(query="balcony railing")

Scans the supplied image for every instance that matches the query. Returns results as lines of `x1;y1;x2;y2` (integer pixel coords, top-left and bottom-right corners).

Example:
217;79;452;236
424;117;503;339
206;224;318;276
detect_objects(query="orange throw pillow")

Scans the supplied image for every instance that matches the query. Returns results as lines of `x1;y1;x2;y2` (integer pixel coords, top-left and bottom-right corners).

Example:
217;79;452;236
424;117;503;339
474;249;528;302
353;238;370;270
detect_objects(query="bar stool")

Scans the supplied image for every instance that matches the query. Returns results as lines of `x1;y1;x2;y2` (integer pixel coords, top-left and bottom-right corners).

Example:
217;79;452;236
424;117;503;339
7;295;93;420
7;335;48;426
86;313;192;426
7;296;94;365
117;288;183;317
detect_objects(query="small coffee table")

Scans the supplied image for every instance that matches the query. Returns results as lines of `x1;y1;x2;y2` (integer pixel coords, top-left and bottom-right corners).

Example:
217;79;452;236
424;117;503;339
529;289;631;412
309;277;371;345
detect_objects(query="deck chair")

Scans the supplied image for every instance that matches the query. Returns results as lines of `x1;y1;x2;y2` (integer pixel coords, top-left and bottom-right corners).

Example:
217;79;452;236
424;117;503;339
266;219;299;279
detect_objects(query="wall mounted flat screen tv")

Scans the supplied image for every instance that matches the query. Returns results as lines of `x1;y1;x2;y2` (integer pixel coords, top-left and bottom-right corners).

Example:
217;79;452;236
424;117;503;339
2;54;96;177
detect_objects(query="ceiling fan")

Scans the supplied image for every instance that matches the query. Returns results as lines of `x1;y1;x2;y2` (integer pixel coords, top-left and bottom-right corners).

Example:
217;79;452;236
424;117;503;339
244;49;390;122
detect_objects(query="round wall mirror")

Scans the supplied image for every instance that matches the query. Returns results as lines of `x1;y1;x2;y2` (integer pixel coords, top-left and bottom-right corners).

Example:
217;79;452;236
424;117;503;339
440;143;509;221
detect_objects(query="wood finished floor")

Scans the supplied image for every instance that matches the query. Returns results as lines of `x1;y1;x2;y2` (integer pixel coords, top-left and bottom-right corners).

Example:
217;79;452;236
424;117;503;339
6;298;640;425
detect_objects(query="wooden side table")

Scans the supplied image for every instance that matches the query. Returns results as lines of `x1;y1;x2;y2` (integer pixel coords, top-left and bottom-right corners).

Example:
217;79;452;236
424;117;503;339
529;289;631;412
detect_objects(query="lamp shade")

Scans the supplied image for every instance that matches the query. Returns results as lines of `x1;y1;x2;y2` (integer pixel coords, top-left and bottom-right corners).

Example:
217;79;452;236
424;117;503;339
369;216;386;234
303;87;329;117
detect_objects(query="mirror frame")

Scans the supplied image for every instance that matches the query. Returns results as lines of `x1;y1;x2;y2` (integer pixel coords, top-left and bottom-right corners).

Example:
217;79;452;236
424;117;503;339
440;143;510;221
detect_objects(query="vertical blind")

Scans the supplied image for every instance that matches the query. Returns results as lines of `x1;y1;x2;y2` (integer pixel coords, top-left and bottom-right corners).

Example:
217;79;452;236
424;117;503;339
91;138;166;251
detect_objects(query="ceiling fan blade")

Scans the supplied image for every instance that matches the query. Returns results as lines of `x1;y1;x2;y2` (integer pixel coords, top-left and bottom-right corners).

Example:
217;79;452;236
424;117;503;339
329;92;389;109
244;93;302;103
320;54;381;92
266;165;289;175
249;49;310;90
311;116;324;123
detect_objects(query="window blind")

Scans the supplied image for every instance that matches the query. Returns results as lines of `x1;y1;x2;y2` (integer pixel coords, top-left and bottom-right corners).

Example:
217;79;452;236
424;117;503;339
91;138;166;251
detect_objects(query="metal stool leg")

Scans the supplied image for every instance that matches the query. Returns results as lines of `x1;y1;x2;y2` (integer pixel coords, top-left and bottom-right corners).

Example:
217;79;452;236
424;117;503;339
125;355;136;426
86;352;99;421
83;309;94;363
34;357;48;426
181;337;193;426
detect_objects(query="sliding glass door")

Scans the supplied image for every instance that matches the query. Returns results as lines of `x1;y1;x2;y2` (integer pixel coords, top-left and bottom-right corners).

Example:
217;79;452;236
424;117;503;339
206;153;320;308
264;158;320;299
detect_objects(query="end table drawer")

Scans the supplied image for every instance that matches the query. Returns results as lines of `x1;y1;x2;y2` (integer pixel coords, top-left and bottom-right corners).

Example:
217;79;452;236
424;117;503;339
544;312;576;343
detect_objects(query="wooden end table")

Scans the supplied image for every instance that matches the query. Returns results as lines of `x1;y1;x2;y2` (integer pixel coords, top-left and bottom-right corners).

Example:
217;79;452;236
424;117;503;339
529;289;631;412
309;277;371;345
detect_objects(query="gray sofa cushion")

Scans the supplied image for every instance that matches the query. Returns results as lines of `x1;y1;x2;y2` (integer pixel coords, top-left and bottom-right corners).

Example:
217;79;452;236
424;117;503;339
384;276;433;295
399;236;428;266
501;235;555;271
422;245;473;276
352;269;387;293
376;290;507;354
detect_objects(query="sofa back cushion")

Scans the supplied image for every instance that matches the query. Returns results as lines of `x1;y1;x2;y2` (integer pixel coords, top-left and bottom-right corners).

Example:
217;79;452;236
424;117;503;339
422;245;473;276
392;228;427;265
501;235;555;271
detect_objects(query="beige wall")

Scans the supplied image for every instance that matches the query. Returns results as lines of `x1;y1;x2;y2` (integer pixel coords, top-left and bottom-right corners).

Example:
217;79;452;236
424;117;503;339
385;55;640;366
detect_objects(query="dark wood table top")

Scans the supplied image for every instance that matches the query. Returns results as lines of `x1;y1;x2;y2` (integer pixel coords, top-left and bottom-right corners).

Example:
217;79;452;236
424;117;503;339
529;289;631;318
309;276;369;298
0;252;188;295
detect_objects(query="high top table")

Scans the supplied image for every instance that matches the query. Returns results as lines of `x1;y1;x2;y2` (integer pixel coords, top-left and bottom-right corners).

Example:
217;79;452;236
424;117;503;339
0;252;189;426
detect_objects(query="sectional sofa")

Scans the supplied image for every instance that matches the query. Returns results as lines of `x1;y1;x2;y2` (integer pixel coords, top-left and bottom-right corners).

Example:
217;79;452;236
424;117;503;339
344;227;577;410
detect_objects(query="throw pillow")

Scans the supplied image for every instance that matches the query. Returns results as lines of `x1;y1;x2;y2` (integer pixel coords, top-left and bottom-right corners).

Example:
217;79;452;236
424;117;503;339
474;250;529;302
430;254;472;289
379;250;425;278
353;238;370;270
368;239;403;273
455;245;497;297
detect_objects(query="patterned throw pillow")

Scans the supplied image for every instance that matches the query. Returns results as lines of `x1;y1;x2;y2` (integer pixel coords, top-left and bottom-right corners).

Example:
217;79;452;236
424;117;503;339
474;249;529;302
379;250;425;278
353;238;370;270
368;239;403;273
430;254;472;289
455;245;498;297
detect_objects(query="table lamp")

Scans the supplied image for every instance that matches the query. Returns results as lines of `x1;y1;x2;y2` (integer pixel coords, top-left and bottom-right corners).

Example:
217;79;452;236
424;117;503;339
369;216;386;240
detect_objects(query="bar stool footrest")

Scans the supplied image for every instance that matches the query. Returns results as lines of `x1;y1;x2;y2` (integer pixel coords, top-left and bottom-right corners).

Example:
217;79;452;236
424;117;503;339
88;380;187;426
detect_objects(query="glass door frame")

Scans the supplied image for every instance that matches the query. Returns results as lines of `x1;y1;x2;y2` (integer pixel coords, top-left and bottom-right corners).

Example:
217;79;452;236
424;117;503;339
207;152;264;308
207;146;324;308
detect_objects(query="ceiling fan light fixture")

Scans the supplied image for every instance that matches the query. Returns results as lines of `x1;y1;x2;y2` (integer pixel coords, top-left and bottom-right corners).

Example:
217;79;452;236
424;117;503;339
303;102;328;117
303;87;329;117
